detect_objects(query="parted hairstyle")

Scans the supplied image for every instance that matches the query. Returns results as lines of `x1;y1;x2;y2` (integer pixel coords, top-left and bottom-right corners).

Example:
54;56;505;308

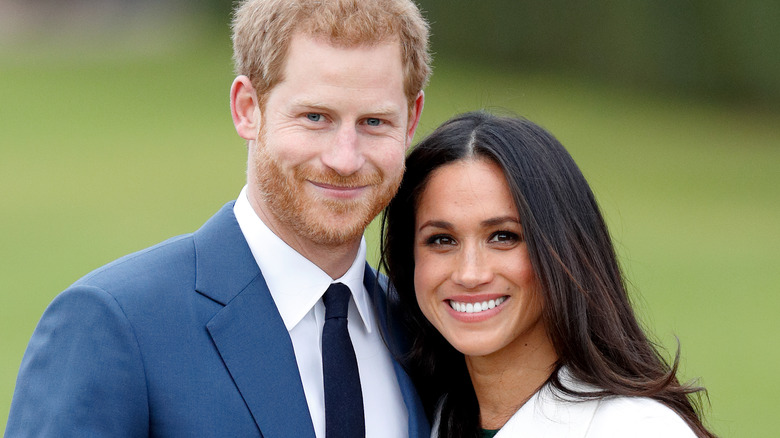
380;111;715;438
231;0;431;111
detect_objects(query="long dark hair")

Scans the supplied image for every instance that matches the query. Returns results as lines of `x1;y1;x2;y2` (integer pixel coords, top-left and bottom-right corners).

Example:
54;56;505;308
380;111;715;438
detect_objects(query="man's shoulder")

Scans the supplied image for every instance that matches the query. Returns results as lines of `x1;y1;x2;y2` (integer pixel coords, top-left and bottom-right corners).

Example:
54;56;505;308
72;201;239;296
74;233;197;291
369;265;390;292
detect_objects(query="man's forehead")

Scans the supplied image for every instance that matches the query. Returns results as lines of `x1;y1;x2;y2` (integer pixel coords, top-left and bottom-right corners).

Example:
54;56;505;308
295;29;400;51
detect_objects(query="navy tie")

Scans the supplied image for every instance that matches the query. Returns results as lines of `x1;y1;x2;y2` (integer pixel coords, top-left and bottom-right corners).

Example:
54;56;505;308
322;283;365;438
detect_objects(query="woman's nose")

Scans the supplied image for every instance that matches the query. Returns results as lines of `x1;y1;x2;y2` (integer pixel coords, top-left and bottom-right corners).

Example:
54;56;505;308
451;245;493;289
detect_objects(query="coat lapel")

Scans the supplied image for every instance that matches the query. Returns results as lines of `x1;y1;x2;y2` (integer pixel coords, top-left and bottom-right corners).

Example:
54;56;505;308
195;202;316;438
496;370;600;438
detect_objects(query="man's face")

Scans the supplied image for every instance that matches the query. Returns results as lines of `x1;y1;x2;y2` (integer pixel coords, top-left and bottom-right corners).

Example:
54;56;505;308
248;33;419;249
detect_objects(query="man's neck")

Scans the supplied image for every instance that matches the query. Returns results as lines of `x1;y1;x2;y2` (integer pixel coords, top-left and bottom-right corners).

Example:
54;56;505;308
280;232;362;279
248;194;363;279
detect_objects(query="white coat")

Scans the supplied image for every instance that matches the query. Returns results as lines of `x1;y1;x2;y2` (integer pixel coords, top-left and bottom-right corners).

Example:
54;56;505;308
431;369;697;437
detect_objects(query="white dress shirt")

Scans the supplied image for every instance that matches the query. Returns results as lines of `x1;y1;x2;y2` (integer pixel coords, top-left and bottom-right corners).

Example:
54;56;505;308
233;186;408;438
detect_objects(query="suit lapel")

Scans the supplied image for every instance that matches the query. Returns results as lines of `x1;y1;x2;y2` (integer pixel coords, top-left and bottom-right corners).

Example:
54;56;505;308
364;267;430;438
496;370;600;438
193;204;427;438
206;275;315;438
195;203;316;438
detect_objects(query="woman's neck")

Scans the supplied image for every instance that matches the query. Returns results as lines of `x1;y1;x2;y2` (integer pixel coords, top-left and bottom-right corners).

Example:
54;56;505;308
465;328;558;430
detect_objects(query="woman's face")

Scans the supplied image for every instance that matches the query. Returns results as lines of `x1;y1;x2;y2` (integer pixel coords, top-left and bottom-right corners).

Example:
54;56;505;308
413;158;550;360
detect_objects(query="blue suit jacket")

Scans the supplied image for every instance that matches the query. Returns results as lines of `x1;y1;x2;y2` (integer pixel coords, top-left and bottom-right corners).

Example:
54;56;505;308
5;202;429;437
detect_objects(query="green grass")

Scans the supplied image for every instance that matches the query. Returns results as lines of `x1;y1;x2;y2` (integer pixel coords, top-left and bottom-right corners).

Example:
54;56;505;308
2;27;778;437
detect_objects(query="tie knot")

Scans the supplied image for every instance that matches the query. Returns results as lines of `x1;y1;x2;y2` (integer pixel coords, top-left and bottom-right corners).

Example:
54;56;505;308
323;283;351;320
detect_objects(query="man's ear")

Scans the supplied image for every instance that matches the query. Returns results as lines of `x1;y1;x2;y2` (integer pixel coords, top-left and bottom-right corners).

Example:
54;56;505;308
405;90;425;147
230;75;260;140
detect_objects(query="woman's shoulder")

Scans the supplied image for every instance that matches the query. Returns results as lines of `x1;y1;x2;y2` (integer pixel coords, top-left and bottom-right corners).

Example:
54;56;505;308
587;395;696;437
544;369;697;437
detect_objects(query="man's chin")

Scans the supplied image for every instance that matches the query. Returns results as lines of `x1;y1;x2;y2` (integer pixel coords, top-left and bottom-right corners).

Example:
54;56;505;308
303;217;370;247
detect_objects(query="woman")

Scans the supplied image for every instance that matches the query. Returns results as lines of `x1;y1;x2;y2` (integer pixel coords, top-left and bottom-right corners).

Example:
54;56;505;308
381;112;715;437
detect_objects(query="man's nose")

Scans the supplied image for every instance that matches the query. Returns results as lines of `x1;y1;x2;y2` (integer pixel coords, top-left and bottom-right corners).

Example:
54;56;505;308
321;125;365;176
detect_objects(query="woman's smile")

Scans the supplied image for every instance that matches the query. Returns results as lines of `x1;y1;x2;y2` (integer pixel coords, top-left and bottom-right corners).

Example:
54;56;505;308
413;158;548;358
448;296;508;314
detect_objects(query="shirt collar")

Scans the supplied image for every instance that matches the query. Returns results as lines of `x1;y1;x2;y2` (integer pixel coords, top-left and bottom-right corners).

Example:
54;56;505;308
233;186;374;332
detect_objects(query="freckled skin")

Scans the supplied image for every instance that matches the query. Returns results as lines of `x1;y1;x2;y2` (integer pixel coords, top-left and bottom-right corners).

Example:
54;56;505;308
250;33;415;249
413;158;559;429
231;32;424;277
413;159;552;361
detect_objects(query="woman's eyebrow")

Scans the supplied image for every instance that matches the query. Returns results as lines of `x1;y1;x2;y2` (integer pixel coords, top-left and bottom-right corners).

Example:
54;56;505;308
481;216;521;227
416;220;453;232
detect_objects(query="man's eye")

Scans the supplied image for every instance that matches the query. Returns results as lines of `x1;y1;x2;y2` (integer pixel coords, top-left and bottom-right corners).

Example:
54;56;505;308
365;118;382;126
306;113;322;122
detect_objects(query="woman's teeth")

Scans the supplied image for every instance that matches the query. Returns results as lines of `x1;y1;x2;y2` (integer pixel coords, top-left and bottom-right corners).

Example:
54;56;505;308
449;296;506;313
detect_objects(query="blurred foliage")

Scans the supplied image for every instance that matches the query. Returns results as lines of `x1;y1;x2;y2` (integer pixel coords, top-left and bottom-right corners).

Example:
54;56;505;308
417;0;780;109
187;0;236;26
2;2;779;436
2;26;779;433
17;0;776;107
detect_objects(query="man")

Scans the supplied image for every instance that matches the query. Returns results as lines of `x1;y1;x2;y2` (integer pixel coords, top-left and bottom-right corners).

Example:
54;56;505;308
5;0;430;436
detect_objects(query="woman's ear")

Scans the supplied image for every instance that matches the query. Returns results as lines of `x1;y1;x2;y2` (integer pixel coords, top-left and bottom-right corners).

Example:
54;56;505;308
230;75;260;140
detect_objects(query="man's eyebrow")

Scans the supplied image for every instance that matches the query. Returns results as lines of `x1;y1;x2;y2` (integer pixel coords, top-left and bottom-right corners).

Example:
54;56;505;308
289;99;330;110
290;99;403;116
364;105;404;116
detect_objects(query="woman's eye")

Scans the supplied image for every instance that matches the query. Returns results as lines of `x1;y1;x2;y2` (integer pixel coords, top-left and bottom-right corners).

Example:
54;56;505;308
427;235;455;246
306;113;322;122
365;118;382;126
489;231;519;243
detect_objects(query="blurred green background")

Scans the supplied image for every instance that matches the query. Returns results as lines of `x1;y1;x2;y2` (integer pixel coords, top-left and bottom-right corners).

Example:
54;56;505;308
1;1;778;436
